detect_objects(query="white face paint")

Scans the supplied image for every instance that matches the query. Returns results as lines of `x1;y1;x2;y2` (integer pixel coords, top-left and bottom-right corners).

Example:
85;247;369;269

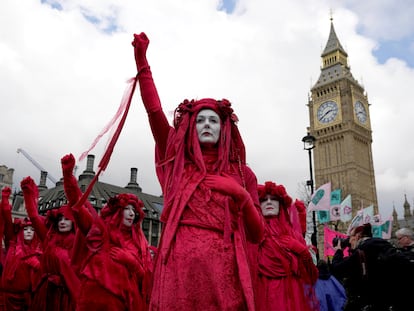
260;195;280;217
58;216;73;233
23;225;35;241
196;109;221;146
123;205;136;227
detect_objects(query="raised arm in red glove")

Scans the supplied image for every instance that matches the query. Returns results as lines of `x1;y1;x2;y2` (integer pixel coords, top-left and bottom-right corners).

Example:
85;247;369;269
204;173;263;242
1;187;13;247
61;153;82;207
20;177;47;240
61;153;93;235
132;32;169;153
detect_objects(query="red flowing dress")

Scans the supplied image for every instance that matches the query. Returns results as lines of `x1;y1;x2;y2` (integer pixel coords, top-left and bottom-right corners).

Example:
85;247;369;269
2;219;42;311
1;190;42;311
136;53;262;310
73;205;149;311
257;214;319;311
61;154;151;311
22;177;79;311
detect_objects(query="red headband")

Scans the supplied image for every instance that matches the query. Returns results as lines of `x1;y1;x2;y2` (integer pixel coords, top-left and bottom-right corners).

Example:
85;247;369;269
257;181;292;208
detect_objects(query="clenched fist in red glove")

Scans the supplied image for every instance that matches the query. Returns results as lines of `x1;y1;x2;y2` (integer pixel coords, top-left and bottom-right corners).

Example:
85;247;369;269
20;177;39;217
61;153;76;177
132;32;150;72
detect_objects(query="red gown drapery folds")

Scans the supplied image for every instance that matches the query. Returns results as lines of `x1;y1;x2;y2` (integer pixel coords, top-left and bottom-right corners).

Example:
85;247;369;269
256;182;319;311
1;187;42;311
21;177;79;311
61;153;151;311
133;32;264;311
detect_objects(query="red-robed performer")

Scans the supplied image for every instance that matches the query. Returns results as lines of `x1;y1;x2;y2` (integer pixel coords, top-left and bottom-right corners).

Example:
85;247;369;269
20;177;80;311
1;186;42;311
256;181;319;311
132;32;264;311
60;153;151;311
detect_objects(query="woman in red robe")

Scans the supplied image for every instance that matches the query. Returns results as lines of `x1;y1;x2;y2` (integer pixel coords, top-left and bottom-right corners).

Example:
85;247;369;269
60;153;151;311
20;177;80;311
132;32;264;311
1;187;42;310
256;181;319;311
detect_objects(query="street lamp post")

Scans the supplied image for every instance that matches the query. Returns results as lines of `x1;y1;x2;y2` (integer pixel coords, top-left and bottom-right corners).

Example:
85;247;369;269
302;133;317;249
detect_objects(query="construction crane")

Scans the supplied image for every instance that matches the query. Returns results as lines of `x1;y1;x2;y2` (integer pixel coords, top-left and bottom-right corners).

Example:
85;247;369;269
17;148;58;184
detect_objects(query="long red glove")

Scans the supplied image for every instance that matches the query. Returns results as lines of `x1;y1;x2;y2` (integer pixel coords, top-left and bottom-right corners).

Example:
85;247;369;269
110;247;144;277
1;187;11;205
1;187;13;249
132;32;149;72
61;153;83;207
20;177;39;218
61;153;94;234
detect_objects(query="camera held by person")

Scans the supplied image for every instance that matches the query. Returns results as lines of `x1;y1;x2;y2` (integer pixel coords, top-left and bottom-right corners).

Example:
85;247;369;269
332;236;350;249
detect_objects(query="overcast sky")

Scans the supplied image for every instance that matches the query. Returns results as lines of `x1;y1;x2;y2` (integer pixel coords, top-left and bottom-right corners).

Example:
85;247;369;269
1;0;414;220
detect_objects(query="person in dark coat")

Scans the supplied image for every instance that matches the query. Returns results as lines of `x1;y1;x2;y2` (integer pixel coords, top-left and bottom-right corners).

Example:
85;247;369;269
331;223;395;311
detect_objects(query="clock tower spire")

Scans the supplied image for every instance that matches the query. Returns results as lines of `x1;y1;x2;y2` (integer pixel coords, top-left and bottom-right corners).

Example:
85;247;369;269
307;18;379;217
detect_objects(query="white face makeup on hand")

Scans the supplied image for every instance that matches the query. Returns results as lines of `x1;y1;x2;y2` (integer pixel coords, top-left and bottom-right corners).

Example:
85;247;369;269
23;225;35;241
260;195;280;216
58;216;73;233
196;109;221;146
123;205;136;227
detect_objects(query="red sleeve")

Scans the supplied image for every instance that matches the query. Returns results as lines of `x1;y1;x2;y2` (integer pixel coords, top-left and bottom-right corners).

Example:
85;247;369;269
29;215;48;241
2;205;15;246
72;205;93;236
63;173;83;208
137;67;171;156
242;166;264;243
300;250;319;285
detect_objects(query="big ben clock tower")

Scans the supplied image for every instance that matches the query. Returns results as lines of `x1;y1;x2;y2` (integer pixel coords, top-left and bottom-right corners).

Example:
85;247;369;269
308;18;378;216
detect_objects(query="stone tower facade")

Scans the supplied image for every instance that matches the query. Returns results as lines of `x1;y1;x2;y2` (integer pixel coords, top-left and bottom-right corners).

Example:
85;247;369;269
307;19;378;217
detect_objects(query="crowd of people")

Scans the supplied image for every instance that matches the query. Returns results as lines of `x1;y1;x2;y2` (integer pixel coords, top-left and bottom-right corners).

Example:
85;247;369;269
0;31;413;310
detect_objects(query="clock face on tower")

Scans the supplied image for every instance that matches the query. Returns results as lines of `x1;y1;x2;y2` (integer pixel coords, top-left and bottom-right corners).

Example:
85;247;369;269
354;101;367;123
317;100;339;124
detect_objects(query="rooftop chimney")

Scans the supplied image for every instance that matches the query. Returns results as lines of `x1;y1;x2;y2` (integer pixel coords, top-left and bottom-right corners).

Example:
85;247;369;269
38;171;48;191
79;154;96;182
125;167;142;192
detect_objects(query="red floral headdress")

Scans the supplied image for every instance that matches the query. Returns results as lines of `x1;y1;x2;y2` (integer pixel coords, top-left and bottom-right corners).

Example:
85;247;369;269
100;193;145;225
257;181;292;209
45;204;75;230
13;217;33;232
159;98;246;222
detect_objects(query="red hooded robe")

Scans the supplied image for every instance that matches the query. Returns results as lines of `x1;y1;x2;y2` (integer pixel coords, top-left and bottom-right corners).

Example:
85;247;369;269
133;33;263;311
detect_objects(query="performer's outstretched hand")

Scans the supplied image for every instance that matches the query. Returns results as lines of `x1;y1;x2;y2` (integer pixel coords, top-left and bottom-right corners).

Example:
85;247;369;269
132;32;150;72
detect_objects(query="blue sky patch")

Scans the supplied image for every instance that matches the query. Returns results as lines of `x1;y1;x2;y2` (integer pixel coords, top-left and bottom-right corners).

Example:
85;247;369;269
373;38;414;68
41;0;62;10
219;0;236;14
